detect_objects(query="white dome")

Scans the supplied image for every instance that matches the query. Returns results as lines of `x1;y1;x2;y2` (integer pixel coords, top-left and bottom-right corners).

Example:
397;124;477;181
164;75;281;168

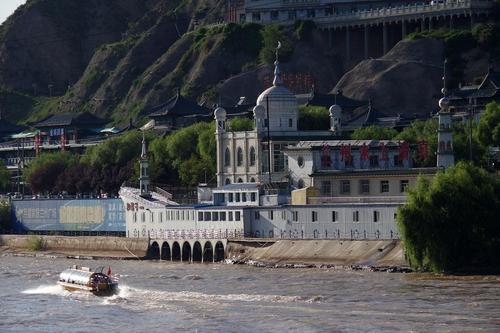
256;85;296;105
214;107;226;119
253;105;265;118
329;104;342;117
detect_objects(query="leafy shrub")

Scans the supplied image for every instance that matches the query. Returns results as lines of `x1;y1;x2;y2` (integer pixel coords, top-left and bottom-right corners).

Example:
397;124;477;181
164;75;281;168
27;235;45;251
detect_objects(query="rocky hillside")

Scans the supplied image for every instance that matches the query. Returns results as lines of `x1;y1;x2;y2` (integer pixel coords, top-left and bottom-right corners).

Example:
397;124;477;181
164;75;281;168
0;0;498;126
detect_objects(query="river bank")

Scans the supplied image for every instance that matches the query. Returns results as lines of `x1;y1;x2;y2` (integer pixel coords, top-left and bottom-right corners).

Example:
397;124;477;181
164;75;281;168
0;235;410;271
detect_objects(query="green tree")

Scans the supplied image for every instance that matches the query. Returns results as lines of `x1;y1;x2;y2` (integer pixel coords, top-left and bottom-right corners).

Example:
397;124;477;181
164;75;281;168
23;151;78;194
0;200;10;233
477;102;500;147
0;160;10;193
350;125;398;140
228;117;254;131
397;162;500;273
395;119;438;167
298;105;330;130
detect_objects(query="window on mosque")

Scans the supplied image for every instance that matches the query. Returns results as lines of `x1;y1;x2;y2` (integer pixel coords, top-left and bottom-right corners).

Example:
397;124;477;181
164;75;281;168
360;180;370;194
292;211;298;222
380;180;390;193
273;144;288;172
341;180;350;194
224;148;231;167
353;211;359;222
249;147;256;166
312;211;318;222
400;180;409;193
237;147;243;166
198;212;204;221
321;181;331;196
235;211;241;221
373;211;380;223
332;211;338;222
228;193;233;202
251;192;256;201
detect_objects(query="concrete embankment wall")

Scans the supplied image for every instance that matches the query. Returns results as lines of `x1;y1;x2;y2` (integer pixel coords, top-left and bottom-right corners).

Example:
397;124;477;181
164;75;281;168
226;239;406;267
0;235;149;258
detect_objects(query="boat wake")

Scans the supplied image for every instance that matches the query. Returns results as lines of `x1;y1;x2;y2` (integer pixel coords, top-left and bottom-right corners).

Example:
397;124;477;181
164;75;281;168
114;285;324;306
22;284;70;296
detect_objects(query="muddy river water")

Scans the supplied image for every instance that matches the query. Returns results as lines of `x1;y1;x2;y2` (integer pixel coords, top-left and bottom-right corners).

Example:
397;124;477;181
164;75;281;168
1;255;499;332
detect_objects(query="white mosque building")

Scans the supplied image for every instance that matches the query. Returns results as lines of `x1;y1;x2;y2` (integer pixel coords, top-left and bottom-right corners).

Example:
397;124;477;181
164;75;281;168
119;47;454;261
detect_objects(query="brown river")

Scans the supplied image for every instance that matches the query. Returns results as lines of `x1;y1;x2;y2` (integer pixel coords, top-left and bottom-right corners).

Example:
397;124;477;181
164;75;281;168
1;255;499;332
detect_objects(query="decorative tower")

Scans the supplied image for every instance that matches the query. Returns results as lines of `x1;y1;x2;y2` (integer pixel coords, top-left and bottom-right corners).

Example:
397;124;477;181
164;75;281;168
329;91;342;135
214;106;227;186
139;132;151;198
253;105;265;132
437;59;455;168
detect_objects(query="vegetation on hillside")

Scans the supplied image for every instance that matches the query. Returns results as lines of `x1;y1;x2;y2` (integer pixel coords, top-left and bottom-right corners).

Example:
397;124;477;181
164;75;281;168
298;105;329;130
397;162;500;273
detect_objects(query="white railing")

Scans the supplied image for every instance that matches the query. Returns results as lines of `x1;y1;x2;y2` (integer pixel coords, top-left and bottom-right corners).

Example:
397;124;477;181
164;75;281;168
307;195;407;204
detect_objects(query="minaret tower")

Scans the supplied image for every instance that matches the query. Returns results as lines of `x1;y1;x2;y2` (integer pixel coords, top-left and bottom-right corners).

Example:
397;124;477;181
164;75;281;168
329;92;342;135
214;106;227;187
437;59;455;168
139;132;151;197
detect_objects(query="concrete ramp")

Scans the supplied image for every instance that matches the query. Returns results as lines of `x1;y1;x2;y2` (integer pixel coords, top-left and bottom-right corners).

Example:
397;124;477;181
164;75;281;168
227;239;406;267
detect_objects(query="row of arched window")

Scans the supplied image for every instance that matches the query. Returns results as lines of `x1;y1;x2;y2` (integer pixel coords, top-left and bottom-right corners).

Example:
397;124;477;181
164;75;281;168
224;146;256;167
225;177;256;185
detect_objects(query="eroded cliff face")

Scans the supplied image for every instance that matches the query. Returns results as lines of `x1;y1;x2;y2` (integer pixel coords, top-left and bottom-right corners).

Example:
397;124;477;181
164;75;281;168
0;0;495;125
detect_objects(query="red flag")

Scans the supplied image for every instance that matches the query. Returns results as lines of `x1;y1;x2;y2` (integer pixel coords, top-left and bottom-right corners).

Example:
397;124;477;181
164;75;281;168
107;266;112;276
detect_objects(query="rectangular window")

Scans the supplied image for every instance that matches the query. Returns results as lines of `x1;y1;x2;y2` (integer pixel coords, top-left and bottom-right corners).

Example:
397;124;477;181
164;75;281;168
228;193;233;202
292;211;298;222
400;180;409;193
341;180;351;195
360;180;370;194
312;211;318;222
380;180;389;193
212;212;219;221
251;192;256;202
151;212;154;223
332;211;338;222
235;193;240;202
353;211;359;222
321;180;332;196
289;119;293;127
373;211;380;222
228;211;233;221
268;210;274;220
252;12;261;21
235;211;241;221
220;212;226;221
176;211;180;220
133;212;137;223
198;212;204;221
255;211;260;220
141;212;145;222
281;210;286;220
181;211;185;220
242;193;247;202
204;212;211;221
159;212;163;223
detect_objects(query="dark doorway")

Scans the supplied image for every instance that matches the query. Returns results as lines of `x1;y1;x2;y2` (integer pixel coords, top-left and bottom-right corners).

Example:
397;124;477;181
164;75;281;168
161;242;171;260
203;242;214;263
172;242;181;261
182;242;191;262
214;241;225;262
193;242;202;262
148;241;160;259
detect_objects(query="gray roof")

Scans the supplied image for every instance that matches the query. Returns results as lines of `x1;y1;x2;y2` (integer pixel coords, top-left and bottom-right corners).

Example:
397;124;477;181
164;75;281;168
34;112;106;128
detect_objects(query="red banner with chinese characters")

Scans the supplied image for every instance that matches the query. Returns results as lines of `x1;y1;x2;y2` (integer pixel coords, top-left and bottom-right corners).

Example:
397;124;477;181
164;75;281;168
321;144;331;167
398;142;410;161
340;144;352;163
360;143;369;161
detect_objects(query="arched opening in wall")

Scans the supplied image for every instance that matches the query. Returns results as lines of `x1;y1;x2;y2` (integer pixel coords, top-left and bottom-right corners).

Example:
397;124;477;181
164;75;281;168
225;148;231;166
203;242;213;263
182;242;192;262
172;242;181;261
249;146;256;166
161;242;171;260
250;177;255;183
214;241;225;262
225;178;231;185
237;147;243;166
192;242;202;262
148;241;160;259
237;178;243;183
297;179;305;189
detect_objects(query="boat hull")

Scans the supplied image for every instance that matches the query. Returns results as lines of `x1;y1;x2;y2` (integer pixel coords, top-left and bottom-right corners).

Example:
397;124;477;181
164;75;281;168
58;281;119;296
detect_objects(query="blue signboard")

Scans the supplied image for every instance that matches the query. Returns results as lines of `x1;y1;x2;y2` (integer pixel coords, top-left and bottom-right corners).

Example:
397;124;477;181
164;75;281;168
11;199;125;232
